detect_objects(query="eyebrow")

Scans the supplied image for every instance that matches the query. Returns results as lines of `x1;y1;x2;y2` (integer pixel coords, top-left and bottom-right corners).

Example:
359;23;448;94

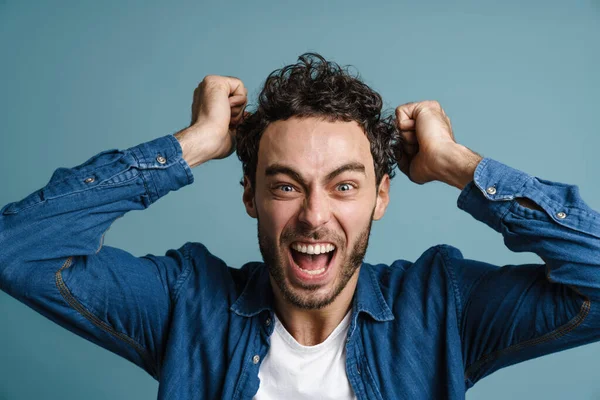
264;162;366;187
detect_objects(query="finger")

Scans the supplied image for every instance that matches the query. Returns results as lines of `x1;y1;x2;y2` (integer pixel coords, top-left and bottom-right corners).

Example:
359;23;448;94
231;99;247;115
402;143;419;156
202;75;246;98
398;119;415;131
231;103;248;123
222;76;246;97
399;130;417;145
396;100;443;122
395;102;419;122
229;95;247;107
231;109;244;123
231;110;252;126
231;104;245;114
230;116;243;126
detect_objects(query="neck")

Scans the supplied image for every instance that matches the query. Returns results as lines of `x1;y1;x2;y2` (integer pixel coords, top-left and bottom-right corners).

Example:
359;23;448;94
271;270;359;346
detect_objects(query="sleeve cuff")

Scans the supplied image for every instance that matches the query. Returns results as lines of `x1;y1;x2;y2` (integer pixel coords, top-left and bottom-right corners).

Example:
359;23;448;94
457;158;533;232
457;158;600;238
129;135;194;204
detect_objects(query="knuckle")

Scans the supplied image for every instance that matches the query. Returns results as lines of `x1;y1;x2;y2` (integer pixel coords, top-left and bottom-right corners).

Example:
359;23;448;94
226;75;243;86
202;75;223;87
424;100;440;108
395;105;407;114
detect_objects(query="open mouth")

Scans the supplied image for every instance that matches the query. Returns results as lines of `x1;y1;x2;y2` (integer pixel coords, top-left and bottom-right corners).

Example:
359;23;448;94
289;243;336;278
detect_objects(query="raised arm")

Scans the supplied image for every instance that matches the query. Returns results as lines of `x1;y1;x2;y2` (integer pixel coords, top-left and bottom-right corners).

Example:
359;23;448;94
394;100;600;387
0;75;248;379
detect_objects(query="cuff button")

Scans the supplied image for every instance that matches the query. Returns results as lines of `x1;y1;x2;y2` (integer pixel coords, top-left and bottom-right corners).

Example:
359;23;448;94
84;177;95;184
156;155;167;164
486;186;497;195
556;212;567;219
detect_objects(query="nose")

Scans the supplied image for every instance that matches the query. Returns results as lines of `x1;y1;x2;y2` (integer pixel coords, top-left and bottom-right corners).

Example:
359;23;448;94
298;189;331;230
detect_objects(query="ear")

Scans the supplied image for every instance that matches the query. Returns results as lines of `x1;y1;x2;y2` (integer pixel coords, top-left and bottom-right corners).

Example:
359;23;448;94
242;175;258;219
373;174;390;221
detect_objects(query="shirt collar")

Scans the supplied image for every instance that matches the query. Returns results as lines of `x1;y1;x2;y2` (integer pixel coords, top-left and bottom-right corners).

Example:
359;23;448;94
230;263;394;322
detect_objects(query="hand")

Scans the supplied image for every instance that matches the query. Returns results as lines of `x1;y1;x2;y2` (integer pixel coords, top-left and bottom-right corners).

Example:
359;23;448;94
175;75;248;167
395;100;482;188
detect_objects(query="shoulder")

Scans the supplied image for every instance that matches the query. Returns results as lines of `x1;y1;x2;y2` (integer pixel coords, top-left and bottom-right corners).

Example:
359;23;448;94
365;244;465;277
357;245;469;323
173;241;265;296
363;244;467;299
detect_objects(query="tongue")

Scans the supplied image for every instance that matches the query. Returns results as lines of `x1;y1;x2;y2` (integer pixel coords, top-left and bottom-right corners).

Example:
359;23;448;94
292;250;329;271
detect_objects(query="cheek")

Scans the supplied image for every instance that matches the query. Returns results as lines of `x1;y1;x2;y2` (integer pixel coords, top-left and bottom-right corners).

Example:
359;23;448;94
334;200;375;239
259;199;300;235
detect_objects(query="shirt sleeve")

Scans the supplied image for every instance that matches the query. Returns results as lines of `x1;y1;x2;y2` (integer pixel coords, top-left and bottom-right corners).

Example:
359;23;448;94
0;134;195;379
445;158;600;388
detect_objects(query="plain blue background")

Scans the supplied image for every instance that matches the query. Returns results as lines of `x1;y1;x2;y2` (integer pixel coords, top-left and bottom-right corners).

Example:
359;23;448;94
1;1;599;399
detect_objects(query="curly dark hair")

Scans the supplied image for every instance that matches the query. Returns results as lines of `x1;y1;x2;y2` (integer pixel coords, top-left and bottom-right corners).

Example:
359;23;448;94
236;53;400;189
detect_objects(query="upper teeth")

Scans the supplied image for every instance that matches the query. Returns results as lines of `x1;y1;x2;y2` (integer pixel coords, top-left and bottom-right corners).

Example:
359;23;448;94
292;243;336;255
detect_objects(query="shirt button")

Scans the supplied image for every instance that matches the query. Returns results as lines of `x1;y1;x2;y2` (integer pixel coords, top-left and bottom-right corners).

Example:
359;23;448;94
486;186;497;195
156;155;167;164
265;318;271;327
84;177;95;184
556;212;567;219
252;355;260;364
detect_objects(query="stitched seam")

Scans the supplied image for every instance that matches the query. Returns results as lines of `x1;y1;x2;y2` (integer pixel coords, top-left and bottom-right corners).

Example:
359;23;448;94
474;159;533;201
178;158;194;185
43;153;125;188
232;327;260;399
230;266;265;317
148;169;161;204
463;290;590;382
362;355;385;400
130;149;152;202
457;180;475;210
170;244;193;304
437;246;464;336
533;181;599;220
55;256;158;379
344;338;365;399
515;180;600;237
367;266;393;321
96;170;140;188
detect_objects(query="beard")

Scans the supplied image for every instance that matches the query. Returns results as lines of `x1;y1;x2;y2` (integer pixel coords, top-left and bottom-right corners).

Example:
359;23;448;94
257;211;374;310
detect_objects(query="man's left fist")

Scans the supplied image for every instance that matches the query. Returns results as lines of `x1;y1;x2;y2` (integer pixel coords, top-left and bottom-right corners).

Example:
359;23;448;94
394;100;481;188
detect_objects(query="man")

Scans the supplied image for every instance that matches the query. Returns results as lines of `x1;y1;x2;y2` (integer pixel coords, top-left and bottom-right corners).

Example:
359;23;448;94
1;53;599;399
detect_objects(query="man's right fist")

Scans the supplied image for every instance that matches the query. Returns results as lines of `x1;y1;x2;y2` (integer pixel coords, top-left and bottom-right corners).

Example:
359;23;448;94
175;75;248;168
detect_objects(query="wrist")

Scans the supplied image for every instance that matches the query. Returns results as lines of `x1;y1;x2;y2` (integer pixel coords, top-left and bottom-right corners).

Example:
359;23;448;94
173;125;218;168
437;144;483;190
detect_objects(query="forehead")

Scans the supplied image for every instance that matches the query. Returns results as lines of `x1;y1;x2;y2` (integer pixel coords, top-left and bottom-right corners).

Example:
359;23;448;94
256;117;375;180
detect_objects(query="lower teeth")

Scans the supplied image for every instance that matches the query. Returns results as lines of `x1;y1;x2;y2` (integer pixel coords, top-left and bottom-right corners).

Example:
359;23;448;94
300;267;325;275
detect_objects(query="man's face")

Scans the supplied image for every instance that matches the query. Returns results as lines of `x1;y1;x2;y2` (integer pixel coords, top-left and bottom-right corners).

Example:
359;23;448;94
243;117;390;310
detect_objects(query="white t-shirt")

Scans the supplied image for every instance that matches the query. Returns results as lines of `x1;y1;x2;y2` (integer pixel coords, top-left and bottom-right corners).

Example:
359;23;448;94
254;310;357;400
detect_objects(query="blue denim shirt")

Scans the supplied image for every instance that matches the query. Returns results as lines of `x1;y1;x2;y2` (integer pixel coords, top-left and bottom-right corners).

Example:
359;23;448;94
1;134;599;399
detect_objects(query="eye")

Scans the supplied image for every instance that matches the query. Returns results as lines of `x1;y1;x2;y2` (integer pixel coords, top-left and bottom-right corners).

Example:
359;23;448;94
337;183;355;192
277;184;296;193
